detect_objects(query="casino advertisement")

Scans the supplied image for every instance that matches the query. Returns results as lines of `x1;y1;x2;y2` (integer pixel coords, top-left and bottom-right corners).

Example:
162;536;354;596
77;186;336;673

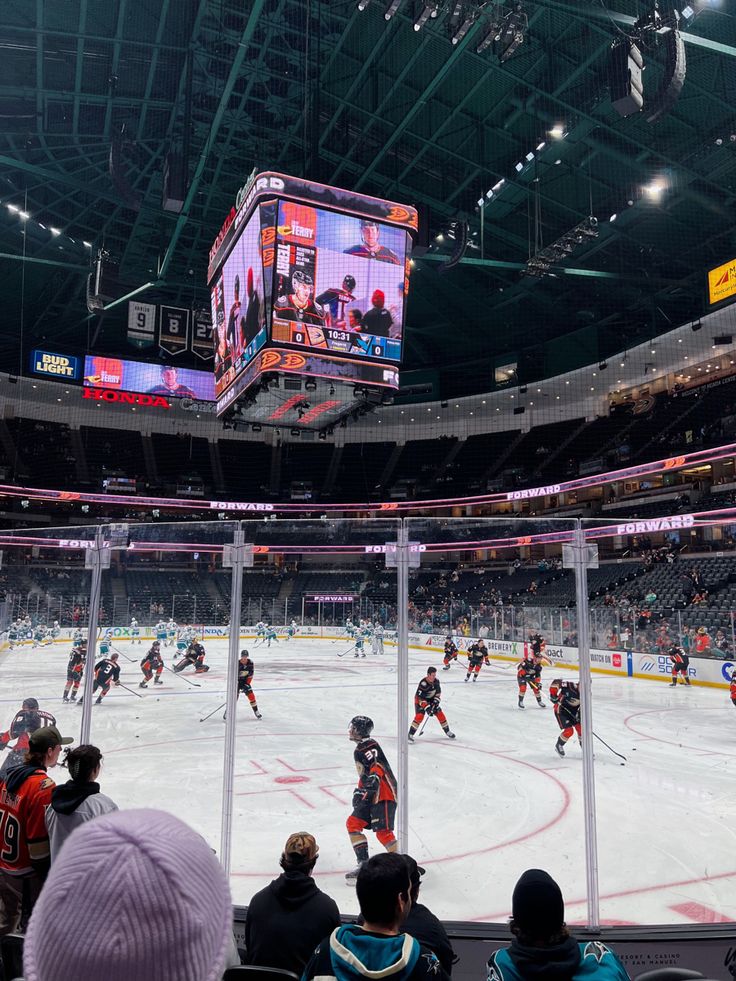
212;209;267;399
270;201;407;363
83;355;215;400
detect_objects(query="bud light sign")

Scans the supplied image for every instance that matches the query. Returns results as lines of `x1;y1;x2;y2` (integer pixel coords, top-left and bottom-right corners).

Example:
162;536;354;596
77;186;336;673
30;350;80;381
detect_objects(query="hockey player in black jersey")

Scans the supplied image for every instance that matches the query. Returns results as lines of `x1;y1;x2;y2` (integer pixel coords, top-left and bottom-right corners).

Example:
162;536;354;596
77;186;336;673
80;652;120;705
63;642;86;702
236;650;262;718
273;270;325;326
465;640;489;682
345;716;398;881
442;636;459;670
516;655;546;709
173;641;210;673
139;641;164;688
408;668;455;741
549;679;581;756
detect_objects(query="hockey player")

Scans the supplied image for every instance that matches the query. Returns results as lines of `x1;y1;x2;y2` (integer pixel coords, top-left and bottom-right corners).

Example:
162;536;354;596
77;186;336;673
371;623;384;655
529;631;547;659
139;641;164;688
731;669;736;707
442;636;459;670
517;653;546;709
273;270;326;326
408;667;455;741
72;627;85;648
155;620;168;646
255;620;266;641
7;620;19;649
33;624;50;648
344;220;401;265
345;617;356;639
1;698;56;755
316;275;356;328
345;716;398;881
173;641;210;673
62;642;86;702
175;628;190;656
50;620;61;640
285;619;299;642
98;629;113;658
465;639;490;682
130;618;141;645
549;679;581;757
236;651;262;719
166;618;177;648
668;643;691;687
265;624;279;648
79;653;120;706
353;633;366;658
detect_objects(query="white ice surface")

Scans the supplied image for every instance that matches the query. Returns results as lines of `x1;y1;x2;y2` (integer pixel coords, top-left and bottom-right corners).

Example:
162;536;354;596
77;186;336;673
2;636;735;925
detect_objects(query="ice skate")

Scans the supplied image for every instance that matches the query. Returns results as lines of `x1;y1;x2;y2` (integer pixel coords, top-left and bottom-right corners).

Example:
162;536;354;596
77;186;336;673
154;678;164;685
555;739;565;757
518;696;524;709
669;680;677;687
139;681;147;688
445;730;456;739
537;699;546;708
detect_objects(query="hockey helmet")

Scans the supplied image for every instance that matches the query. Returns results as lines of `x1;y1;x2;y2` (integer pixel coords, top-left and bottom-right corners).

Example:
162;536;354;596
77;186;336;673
292;269;313;288
23;697;39;710
348;716;374;740
152;640;161;649
343;274;356;291
240;649;250;659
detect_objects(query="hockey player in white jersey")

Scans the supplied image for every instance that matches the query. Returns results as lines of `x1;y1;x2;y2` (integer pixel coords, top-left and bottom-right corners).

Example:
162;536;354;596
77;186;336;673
130;617;141;644
371;623;385;655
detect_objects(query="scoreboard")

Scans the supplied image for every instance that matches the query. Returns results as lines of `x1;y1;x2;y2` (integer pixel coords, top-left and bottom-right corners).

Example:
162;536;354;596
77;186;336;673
208;173;416;417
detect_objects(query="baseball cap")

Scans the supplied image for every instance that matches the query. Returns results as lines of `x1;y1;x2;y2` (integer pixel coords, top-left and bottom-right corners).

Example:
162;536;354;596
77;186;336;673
29;725;73;752
403;855;426;887
282;832;319;865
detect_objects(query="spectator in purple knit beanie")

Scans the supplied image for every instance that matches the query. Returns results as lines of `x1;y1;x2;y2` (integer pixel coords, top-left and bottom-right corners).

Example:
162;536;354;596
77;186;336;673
23;808;233;981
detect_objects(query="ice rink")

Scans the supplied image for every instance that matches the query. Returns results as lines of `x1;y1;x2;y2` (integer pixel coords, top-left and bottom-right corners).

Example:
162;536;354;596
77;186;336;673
2;632;735;925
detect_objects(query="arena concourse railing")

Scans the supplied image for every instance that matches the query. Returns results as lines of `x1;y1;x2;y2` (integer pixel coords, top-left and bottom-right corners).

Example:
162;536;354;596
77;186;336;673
0;515;734;934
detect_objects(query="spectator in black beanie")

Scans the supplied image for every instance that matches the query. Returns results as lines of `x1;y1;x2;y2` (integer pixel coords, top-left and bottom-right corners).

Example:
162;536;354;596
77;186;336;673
486;870;630;981
244;832;340;974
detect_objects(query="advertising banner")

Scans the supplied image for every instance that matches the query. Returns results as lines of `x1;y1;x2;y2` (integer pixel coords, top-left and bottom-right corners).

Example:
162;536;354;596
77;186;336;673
159;306;190;356
29;350;80;381
708;256;736;306
83;355;215;400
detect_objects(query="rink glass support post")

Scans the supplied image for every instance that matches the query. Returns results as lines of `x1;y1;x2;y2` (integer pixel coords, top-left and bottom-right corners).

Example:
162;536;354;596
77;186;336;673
220;531;254;875
385;526;421;854
80;528;112;744
563;525;600;929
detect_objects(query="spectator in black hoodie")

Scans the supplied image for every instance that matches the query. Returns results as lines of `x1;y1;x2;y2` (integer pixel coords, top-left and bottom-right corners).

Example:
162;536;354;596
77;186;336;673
245;832;340;973
46;745;119;861
402;857;456;976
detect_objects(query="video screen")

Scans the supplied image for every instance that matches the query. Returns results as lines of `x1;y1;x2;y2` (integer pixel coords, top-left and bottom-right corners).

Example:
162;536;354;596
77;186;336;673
83;356;215;400
270;201;408;362
212;210;267;400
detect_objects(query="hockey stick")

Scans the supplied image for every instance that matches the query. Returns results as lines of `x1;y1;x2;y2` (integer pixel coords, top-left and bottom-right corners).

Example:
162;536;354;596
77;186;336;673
111;644;136;663
162;663;201;687
416;714;431;737
336;644;356;658
200;701;226;723
116;681;144;699
593;731;627;763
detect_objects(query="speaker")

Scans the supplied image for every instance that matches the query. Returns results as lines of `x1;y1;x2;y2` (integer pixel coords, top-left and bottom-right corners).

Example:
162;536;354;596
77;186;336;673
610;41;643;118
162;151;187;213
94;251;119;302
440;221;469;272
413;202;431;256
513;406;525;415
646;29;686;123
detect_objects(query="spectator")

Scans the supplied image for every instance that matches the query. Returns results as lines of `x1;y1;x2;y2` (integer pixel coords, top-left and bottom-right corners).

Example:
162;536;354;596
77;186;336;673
0;724;72;935
23;809;234;981
401;856;455;976
486;869;630;981
303;852;448;981
46;744;119;861
244;832;340;974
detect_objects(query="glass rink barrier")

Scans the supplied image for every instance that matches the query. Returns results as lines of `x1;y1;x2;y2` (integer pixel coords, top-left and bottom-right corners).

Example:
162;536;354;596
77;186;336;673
1;515;735;928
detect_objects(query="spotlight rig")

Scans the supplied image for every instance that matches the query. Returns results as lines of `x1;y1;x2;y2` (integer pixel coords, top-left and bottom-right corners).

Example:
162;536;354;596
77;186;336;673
521;216;599;279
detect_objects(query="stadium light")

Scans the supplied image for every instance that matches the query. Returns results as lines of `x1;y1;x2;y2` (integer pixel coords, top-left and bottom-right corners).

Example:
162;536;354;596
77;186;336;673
384;0;404;17
414;2;439;31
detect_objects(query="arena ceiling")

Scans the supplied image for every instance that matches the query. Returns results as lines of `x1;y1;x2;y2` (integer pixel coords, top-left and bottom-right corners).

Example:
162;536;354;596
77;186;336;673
1;0;735;399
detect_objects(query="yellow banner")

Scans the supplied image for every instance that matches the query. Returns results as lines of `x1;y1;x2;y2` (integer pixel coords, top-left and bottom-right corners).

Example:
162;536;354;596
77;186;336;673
708;257;736;305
